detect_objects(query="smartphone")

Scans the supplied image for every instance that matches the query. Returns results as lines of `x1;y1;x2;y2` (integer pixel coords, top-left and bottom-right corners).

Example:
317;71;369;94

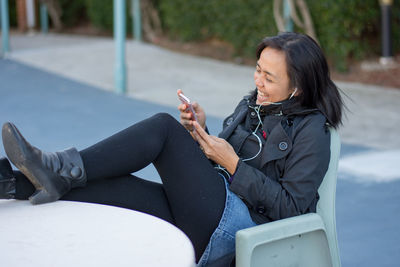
178;93;198;122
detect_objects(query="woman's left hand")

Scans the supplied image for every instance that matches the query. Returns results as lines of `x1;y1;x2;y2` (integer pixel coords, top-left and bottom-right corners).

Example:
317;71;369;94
193;121;239;175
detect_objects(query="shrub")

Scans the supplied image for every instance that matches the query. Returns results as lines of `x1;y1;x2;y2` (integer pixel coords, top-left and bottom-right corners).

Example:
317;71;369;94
159;0;400;70
159;0;275;57
308;0;381;71
59;0;88;27
85;0;132;34
6;0;18;27
85;0;114;31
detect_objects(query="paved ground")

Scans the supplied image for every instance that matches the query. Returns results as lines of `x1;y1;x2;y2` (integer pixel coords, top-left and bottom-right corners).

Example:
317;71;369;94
5;33;400;151
1;33;400;266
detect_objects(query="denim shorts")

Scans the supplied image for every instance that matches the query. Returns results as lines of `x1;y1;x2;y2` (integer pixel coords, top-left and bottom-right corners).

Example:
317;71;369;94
197;175;257;266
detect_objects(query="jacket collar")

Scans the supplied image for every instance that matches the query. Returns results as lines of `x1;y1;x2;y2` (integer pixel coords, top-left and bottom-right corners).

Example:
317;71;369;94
218;90;320;140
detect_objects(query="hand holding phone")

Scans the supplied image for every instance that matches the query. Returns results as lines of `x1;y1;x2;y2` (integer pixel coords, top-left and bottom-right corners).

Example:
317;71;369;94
178;92;198;122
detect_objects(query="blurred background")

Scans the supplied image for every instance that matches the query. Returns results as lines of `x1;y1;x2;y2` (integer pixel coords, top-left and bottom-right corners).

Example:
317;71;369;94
3;0;400;76
1;1;400;267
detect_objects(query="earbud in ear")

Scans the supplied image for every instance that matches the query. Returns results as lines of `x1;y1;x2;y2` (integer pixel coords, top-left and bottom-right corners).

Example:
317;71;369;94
289;88;298;100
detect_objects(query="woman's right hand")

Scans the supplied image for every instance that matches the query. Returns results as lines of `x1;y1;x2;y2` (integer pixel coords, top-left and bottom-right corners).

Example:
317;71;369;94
177;89;206;132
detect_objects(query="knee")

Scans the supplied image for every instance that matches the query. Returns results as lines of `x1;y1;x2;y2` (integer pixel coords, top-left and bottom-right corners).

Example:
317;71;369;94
152;112;175;121
151;113;179;127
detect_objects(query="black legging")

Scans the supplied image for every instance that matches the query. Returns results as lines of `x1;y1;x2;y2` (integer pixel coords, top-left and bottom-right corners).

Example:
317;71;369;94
13;113;226;261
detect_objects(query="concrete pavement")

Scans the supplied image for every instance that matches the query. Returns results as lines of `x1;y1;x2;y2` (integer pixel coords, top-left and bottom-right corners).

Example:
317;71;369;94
1;32;400;266
5;33;400;151
6;32;400;184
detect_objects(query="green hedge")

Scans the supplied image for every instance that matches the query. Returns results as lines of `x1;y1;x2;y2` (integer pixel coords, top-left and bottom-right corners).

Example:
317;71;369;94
85;0;114;31
59;0;87;27
9;0;17;27
159;0;275;57
159;0;400;70
309;0;399;70
62;0;131;32
85;0;132;34
5;0;399;70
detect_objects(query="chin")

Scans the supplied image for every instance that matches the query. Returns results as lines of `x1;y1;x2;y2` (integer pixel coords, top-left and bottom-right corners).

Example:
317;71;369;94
257;100;271;106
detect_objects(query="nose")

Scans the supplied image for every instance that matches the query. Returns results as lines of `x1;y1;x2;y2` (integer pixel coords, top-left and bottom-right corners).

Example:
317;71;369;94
254;73;263;88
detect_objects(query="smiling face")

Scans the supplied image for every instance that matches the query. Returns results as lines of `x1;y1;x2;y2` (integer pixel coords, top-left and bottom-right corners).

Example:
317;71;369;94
254;47;295;105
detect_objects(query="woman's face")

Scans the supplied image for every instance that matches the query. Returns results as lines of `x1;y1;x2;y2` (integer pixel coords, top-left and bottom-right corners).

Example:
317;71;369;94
254;47;294;105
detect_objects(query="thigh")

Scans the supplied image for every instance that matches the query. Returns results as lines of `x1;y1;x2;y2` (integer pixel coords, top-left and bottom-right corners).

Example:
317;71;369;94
150;114;227;260
62;175;175;224
14;170;175;223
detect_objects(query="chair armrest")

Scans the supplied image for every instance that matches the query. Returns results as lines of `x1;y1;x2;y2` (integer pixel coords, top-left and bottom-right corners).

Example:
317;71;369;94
236;213;325;245
236;213;328;267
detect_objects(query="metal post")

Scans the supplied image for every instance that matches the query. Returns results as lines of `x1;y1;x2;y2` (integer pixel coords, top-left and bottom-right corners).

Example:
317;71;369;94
40;3;48;34
379;0;393;65
114;0;127;94
26;0;35;31
283;0;293;32
1;0;10;55
132;0;141;41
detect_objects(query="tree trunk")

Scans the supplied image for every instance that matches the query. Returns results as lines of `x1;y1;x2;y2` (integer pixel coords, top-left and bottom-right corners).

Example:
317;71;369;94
40;0;63;31
296;0;318;43
16;0;27;32
273;0;285;32
273;0;319;43
141;0;162;42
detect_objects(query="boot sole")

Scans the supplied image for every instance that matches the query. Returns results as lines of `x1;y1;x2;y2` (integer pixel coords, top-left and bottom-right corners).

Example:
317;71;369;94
2;123;57;203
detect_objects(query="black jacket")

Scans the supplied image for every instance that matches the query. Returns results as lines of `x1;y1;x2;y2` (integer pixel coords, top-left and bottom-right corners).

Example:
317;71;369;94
218;93;331;224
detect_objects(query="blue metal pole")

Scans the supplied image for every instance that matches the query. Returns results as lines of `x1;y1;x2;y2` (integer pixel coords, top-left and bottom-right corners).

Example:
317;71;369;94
132;0;141;41
283;0;293;32
114;0;127;94
40;3;48;34
1;0;10;55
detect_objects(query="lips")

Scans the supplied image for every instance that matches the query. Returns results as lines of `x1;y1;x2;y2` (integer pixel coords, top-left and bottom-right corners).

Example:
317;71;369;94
257;90;269;103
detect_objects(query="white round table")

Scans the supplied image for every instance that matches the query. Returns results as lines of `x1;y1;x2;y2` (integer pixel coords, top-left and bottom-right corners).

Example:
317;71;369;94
0;200;196;267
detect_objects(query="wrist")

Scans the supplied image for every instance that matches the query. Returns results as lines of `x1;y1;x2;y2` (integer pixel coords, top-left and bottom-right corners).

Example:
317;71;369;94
227;158;241;184
227;156;240;175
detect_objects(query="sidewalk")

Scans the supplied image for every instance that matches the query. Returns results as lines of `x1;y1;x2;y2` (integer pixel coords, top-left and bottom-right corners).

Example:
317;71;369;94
5;33;400;150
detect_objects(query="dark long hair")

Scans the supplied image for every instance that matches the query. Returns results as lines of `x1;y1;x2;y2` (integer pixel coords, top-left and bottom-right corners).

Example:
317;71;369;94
256;32;344;128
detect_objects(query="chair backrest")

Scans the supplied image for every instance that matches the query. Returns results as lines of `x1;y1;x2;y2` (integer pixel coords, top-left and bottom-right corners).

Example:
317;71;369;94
235;127;342;267
316;127;341;267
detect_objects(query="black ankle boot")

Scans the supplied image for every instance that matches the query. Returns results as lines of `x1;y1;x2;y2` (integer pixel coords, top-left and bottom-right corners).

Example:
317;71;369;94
0;157;16;199
2;122;87;204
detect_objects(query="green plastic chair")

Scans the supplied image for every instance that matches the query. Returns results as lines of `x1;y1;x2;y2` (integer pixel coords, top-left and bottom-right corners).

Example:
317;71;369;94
236;128;341;267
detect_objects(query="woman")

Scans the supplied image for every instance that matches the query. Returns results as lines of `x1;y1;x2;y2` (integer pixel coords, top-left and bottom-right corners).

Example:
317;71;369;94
0;32;343;266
